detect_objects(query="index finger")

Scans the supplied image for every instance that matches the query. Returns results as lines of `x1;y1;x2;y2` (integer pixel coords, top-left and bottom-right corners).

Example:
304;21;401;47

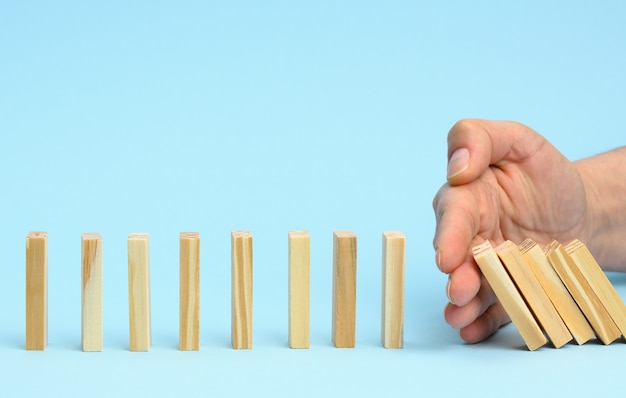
433;183;481;274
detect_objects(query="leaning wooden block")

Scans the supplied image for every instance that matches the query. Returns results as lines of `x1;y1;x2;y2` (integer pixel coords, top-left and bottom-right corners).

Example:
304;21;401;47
382;231;405;349
288;230;310;349
26;231;48;351
566;239;626;339
544;240;620;345
232;231;253;349
332;231;357;348
472;240;546;351
496;241;572;348
128;233;151;352
180;232;200;351
82;233;103;352
519;239;594;345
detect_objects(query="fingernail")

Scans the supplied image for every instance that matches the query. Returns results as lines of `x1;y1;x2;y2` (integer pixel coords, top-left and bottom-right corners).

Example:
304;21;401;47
446;276;456;305
435;248;442;271
447;148;470;179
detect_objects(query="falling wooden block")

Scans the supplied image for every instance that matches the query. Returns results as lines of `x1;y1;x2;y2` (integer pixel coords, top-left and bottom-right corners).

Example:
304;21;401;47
332;230;357;348
128;233;151;352
496;241;572;348
544;240;620;345
232;230;253;349
566;239;626;339
26;231;48;351
180;232;200;351
382;231;405;349
519;239;594;345
472;240;546;351
288;230;310;349
82;233;103;352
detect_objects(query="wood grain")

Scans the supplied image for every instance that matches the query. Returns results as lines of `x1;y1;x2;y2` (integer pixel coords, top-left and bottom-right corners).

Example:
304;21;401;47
180;232;200;351
544;240;620;345
232;231;253;349
566;239;626;339
519;239;594;344
496;241;572;348
82;233;103;352
382;231;405;349
26;231;48;351
289;230;310;349
472;240;546;351
332;231;357;348
128;233;151;351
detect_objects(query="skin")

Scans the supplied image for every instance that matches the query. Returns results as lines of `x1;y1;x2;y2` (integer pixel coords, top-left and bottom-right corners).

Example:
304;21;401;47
432;119;626;343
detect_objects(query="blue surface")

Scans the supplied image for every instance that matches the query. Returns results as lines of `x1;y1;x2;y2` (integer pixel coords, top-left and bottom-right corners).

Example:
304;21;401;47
1;2;626;396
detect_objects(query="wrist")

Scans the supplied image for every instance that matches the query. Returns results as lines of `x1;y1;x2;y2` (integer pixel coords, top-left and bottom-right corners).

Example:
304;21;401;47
574;147;626;270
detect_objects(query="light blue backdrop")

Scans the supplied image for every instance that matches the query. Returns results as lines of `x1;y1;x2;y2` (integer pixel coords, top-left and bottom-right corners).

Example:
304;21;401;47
1;1;625;396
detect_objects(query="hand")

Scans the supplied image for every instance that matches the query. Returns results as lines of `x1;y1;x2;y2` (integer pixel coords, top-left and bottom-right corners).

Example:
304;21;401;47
432;119;589;343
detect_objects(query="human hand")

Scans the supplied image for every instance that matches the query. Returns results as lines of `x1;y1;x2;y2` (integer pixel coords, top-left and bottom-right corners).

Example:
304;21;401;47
432;119;589;343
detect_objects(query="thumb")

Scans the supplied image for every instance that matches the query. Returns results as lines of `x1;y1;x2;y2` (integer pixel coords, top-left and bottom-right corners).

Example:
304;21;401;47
445;119;544;186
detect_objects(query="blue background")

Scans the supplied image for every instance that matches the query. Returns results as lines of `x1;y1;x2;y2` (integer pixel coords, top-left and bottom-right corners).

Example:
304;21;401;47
1;1;625;396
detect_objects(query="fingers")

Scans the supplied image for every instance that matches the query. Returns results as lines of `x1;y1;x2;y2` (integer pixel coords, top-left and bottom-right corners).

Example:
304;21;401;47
459;302;511;344
433;185;477;275
446;119;545;186
444;275;496;329
444;266;511;344
433;181;498;274
446;261;482;306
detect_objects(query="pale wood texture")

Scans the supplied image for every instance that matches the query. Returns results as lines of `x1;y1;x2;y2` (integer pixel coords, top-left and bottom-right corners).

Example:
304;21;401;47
519;239;594;345
332;231;357;348
566;239;626;338
180;232;200;351
544;240;620;345
26;231;48;351
496;241;572;348
232;231;253;349
128;233;151;351
472;240;546;351
382;231;405;349
82;233;103;352
288;230;310;349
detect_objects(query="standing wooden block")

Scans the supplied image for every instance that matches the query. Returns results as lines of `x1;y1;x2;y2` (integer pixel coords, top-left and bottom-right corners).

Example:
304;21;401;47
472;240;546;351
82;233;103;352
545;240;620;345
382;231;405;349
26;231;48;351
519;239;594;345
496;241;572;348
180;232;200;351
332;231;357;348
128;233;151;352
232;231;253;349
288;230;310;349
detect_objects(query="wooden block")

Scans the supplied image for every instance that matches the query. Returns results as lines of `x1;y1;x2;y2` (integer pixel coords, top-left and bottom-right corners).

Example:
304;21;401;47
544;240;621;345
519;239;594;345
128;233;151;351
82;233;103;352
566;239;626;338
332;231;357;348
472;240;546;351
382;231;405;349
26;231;48;351
288;230;310;349
496;241;572;348
232;231;253;349
180;232;200;351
